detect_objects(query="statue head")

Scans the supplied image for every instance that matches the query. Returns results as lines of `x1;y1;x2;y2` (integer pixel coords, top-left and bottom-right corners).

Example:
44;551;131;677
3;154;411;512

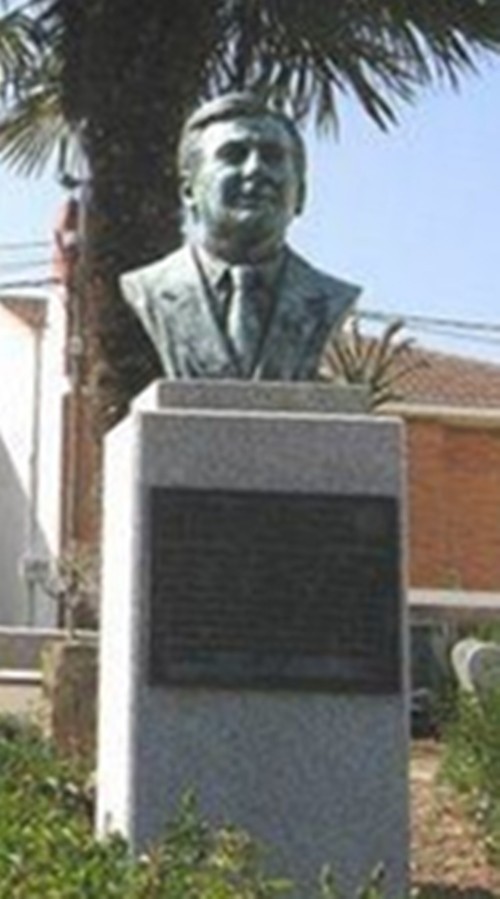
177;93;307;263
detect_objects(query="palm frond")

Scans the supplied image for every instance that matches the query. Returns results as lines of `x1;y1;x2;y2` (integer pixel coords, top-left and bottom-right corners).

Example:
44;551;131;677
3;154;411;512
2;0;500;181
205;0;500;128
0;81;68;174
0;5;38;94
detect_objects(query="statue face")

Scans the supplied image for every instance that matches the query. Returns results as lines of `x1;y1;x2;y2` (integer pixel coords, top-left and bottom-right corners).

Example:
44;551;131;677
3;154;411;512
182;116;301;261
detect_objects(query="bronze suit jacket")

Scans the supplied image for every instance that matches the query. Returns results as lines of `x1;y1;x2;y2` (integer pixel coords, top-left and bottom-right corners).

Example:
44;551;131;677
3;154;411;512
120;245;361;380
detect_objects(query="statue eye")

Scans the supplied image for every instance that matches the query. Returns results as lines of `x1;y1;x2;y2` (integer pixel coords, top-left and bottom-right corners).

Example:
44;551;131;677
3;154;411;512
217;142;247;164
261;144;285;165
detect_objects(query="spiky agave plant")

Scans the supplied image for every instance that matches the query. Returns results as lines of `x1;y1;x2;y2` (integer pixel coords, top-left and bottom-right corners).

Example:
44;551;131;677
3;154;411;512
322;316;428;409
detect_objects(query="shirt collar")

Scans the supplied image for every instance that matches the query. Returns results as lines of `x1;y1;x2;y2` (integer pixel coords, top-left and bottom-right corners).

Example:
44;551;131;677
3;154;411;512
193;243;286;294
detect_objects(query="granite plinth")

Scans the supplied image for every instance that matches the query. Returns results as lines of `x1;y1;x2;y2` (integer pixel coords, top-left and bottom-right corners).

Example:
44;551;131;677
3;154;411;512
134;379;370;414
97;383;408;898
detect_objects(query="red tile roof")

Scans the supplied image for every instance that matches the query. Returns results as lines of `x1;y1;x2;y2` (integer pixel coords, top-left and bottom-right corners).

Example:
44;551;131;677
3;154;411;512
394;345;500;409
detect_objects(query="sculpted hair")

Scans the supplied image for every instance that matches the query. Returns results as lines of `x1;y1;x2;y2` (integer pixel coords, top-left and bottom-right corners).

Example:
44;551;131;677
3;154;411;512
178;92;307;214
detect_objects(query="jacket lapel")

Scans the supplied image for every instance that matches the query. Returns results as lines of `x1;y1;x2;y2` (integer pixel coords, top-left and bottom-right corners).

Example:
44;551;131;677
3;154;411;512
155;248;241;378
254;249;358;380
253;251;325;380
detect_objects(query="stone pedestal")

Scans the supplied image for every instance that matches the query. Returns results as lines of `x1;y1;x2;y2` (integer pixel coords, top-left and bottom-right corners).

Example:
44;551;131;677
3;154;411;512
97;382;409;897
41;638;98;760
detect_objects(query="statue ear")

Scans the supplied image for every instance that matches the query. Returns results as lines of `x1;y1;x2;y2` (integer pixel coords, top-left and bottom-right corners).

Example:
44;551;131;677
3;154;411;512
295;179;306;216
180;173;196;210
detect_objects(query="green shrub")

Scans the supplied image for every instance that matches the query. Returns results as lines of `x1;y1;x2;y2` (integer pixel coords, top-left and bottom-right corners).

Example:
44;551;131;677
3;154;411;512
441;688;500;864
0;715;398;898
0;716;133;898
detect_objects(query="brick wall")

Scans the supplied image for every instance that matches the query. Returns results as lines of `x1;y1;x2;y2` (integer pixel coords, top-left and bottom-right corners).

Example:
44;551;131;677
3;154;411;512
407;416;500;591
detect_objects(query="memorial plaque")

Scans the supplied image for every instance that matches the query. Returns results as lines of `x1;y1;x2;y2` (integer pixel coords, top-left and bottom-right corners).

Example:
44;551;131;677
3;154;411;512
149;488;401;692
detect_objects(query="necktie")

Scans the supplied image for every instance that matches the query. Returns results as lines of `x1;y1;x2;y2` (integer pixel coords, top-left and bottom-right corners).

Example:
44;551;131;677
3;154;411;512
227;266;263;375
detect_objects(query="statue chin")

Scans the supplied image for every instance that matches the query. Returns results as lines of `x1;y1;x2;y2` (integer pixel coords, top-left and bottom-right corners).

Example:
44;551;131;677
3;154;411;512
194;217;289;264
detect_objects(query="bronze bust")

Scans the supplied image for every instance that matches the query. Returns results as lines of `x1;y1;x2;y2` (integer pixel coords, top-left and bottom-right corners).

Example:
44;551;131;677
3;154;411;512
120;93;361;381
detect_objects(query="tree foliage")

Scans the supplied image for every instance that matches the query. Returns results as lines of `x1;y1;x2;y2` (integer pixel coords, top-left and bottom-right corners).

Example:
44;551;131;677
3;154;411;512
2;1;500;270
2;0;500;176
0;3;36;87
0;2;64;174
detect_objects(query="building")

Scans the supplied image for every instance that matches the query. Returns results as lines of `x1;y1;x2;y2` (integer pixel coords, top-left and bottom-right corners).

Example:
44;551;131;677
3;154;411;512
0;292;65;625
388;347;500;596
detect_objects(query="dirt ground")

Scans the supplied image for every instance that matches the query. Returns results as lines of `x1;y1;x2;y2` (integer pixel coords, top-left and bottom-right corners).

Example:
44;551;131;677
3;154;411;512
411;740;500;898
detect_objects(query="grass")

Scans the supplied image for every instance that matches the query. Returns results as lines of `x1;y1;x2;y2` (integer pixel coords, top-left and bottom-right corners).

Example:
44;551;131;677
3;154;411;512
441;687;500;867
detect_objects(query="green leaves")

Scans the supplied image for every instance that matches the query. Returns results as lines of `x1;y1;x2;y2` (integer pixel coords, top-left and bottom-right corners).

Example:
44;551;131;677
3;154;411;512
0;4;37;95
206;0;500;129
3;0;500;178
322;316;428;409
442;688;500;865
0;1;66;174
0;80;65;174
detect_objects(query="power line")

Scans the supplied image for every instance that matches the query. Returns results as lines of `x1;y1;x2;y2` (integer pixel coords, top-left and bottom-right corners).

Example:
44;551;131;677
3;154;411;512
0;278;498;344
0;240;51;250
361;308;500;336
0;278;59;290
0;259;52;271
405;324;500;347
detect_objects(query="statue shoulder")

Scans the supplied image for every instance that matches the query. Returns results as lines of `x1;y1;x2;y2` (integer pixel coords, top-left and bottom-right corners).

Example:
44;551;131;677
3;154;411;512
285;249;361;327
120;246;192;305
286;249;361;307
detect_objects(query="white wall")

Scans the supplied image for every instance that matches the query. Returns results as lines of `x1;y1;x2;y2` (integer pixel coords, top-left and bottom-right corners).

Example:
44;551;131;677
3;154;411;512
0;294;65;626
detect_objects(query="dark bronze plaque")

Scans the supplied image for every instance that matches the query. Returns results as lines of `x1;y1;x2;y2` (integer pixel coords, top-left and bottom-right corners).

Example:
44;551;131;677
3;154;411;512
149;489;401;692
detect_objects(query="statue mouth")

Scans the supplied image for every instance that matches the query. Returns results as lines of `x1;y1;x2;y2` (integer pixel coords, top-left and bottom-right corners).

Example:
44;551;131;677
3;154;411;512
236;184;277;207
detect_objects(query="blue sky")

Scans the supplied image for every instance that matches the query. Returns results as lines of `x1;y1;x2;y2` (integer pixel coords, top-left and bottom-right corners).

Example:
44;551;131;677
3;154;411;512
1;59;500;360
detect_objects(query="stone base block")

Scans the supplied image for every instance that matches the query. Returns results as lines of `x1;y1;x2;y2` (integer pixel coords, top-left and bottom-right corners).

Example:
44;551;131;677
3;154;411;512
97;382;408;897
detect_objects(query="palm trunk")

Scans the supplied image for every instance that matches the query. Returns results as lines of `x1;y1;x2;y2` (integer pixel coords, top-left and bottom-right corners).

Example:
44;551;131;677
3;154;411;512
59;1;218;555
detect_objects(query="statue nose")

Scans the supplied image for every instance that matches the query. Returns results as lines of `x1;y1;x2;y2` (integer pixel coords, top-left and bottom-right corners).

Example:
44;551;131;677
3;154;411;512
242;149;263;176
